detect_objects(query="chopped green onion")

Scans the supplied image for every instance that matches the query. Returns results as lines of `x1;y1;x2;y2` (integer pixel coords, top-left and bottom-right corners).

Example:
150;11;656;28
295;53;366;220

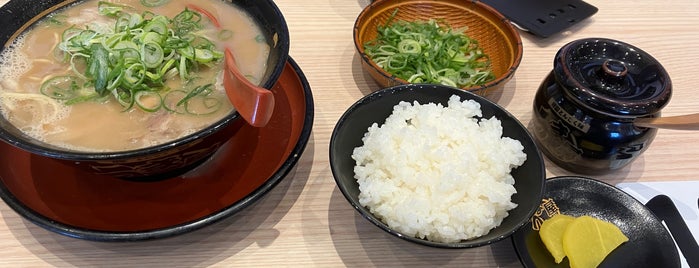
86;43;110;95
141;42;164;68
158;58;177;77
163;84;221;115
255;35;265;43
177;84;212;106
112;87;135;110
179;84;221;115
98;1;130;17
186;4;220;28
363;10;495;88
40;76;81;100
143;16;169;35
134;90;162;112
128;13;144;29
218;30;233;40
106;59;125;90
68;53;90;79
123;63;146;87
45;14;68;26
41;5;225;113
185;96;221;115
163;89;188;113
40;76;102;106
178;55;189;81
140;0;171;8
194;48;214;63
397;39;421;54
172;8;203;36
65;93;102;105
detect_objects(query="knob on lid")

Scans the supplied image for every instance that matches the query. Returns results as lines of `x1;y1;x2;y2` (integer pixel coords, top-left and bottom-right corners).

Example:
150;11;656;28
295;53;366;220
553;38;672;117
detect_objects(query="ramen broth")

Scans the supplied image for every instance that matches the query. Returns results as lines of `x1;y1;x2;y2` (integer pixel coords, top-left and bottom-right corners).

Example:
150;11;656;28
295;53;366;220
0;0;270;152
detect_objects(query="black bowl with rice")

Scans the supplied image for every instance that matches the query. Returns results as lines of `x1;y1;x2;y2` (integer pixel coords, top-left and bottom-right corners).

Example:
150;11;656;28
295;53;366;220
329;84;545;248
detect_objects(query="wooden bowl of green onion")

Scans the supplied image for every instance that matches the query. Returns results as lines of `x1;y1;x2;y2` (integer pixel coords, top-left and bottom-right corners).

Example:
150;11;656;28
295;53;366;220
354;0;523;96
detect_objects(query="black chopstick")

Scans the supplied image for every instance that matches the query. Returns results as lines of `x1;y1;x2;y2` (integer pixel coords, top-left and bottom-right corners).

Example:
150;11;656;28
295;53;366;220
646;195;699;268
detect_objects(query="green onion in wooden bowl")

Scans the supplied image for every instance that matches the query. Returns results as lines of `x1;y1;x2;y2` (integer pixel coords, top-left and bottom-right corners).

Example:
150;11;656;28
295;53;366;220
354;0;522;97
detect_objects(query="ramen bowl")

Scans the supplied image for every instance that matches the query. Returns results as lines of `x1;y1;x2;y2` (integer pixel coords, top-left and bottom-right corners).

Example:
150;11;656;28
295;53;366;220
0;0;289;179
354;0;523;96
329;84;545;248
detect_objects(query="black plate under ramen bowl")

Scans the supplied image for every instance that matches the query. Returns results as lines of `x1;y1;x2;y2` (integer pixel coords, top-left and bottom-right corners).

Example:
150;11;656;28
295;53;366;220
511;176;681;268
329;84;546;248
0;0;289;180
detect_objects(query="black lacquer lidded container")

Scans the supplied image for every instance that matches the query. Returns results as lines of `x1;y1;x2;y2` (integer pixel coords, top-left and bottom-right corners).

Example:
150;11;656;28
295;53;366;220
532;38;672;174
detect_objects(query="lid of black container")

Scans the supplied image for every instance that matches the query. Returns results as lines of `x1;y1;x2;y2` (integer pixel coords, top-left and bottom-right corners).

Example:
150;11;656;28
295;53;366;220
553;38;672;118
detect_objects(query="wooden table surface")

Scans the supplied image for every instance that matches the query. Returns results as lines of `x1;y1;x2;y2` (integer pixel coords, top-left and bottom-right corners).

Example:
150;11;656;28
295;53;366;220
1;0;698;267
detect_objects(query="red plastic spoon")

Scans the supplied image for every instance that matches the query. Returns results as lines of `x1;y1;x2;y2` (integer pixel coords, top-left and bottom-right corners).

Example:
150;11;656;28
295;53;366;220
223;47;275;128
186;4;275;127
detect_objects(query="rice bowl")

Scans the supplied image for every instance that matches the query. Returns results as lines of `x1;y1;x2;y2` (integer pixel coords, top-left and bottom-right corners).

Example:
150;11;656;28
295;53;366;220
329;84;545;248
352;95;527;243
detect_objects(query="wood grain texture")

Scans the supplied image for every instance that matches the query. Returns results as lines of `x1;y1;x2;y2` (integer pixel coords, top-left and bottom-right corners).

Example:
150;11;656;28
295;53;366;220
1;0;698;267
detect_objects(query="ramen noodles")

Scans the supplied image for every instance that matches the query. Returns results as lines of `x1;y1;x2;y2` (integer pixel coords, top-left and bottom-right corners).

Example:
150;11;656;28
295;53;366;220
0;0;270;152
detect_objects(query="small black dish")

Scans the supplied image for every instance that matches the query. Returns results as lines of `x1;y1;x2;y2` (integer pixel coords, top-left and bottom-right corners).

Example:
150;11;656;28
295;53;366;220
511;176;680;268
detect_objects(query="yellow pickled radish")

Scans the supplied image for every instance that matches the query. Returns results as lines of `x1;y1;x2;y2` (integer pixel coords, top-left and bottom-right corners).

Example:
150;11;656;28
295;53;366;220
539;214;576;263
562;215;629;268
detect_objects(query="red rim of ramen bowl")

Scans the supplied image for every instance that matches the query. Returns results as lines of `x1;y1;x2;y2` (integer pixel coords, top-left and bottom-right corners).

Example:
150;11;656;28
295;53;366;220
0;0;290;180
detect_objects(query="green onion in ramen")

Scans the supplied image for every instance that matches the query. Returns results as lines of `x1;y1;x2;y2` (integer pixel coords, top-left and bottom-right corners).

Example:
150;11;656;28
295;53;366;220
0;0;270;152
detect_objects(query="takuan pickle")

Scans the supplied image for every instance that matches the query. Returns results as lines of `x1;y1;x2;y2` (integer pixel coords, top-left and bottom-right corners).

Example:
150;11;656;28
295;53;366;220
539;214;629;268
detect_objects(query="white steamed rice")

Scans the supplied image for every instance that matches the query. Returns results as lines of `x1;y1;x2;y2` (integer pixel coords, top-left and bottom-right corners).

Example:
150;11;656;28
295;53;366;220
351;95;527;243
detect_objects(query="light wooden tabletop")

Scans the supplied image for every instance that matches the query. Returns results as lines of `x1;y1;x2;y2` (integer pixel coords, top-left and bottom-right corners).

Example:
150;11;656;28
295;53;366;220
1;0;698;267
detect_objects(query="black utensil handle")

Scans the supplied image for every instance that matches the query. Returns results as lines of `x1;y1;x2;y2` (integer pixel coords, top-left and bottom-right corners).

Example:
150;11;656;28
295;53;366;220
479;0;598;38
646;195;699;268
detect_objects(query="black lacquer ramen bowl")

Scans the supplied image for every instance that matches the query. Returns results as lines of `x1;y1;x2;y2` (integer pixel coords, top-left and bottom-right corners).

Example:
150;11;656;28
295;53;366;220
0;0;290;180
